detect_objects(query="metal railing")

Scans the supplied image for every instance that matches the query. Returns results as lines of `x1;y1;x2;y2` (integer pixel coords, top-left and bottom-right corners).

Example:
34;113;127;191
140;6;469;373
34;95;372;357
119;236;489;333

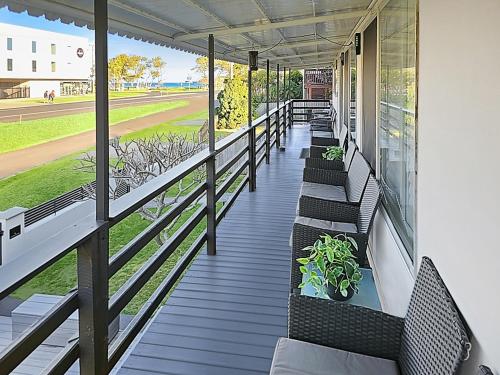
24;182;130;227
291;99;331;124
0;99;319;375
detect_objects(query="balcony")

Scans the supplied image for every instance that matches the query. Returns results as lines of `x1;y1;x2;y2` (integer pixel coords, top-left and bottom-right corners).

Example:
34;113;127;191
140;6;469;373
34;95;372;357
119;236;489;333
0;0;499;374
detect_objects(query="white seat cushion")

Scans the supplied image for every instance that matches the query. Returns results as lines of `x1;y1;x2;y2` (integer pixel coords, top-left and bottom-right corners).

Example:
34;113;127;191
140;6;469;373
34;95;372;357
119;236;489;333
300;182;347;202
270;338;400;375
294;216;357;233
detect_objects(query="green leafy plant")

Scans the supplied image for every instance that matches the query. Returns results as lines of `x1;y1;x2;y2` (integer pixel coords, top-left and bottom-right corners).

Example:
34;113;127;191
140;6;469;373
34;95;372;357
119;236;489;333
297;234;362;298
322;146;344;161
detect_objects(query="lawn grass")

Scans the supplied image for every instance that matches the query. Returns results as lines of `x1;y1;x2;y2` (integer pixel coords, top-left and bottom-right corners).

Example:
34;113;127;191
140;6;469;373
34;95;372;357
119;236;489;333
0;100;188;154
122;108;209;140
0;153;93;211
2;105;248;315
0;91;149;109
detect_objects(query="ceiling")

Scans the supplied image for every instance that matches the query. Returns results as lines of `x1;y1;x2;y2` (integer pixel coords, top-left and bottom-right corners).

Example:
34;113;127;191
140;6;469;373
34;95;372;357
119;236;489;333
0;0;374;69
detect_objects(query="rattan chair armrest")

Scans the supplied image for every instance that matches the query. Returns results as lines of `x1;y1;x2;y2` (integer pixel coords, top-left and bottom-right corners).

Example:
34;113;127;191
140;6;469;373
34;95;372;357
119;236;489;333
311;137;339;147
303;167;347;186
288;294;404;361
305;158;344;171
309;145;329;158
298;196;359;223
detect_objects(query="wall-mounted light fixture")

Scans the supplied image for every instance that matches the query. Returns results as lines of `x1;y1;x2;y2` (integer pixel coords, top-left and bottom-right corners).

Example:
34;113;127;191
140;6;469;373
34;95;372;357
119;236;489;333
340;52;345;66
355;33;361;55
248;51;259;71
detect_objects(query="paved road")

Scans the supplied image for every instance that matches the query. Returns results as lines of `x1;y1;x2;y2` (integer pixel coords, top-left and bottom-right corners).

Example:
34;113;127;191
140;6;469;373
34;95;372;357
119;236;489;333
0;93;208;178
0;91;206;122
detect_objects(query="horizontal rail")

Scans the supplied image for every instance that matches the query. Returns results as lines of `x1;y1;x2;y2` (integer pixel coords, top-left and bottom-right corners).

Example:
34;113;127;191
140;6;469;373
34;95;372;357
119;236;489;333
0;292;78;375
257;152;266;168
216;161;249;201
108;205;207;320
216;175;249;225
109;150;211;225
41;340;79;375
0;213;102;301
108;230;207;369
215;146;248;180
256;140;266;155
108;183;207;277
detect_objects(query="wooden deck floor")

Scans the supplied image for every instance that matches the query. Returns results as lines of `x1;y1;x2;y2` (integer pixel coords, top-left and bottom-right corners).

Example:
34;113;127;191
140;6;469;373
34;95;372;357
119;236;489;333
117;126;308;375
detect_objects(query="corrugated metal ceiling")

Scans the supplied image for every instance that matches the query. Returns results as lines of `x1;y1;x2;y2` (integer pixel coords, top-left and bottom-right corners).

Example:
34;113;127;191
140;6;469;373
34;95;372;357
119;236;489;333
0;0;372;68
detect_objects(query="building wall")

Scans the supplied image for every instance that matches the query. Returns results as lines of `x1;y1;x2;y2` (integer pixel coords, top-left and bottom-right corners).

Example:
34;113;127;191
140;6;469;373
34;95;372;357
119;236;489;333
0;22;91;84
417;0;500;371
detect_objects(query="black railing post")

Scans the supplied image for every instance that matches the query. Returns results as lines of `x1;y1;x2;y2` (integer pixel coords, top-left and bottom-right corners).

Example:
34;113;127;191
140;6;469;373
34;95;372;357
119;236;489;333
265;59;270;164
77;1;109;373
276;63;280;149
248;53;256;192
282;66;287;138
207;34;217;256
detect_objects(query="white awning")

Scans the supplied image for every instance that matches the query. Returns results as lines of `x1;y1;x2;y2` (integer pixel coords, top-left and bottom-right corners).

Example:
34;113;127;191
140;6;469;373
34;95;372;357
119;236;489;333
0;0;373;68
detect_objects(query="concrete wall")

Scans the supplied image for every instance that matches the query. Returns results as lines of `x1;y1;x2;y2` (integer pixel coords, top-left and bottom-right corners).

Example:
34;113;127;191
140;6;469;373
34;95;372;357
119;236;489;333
0;22;92;82
418;0;500;371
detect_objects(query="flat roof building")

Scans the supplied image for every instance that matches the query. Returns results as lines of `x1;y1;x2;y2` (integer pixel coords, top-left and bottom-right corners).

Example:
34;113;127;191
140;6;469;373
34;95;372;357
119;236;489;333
0;22;92;98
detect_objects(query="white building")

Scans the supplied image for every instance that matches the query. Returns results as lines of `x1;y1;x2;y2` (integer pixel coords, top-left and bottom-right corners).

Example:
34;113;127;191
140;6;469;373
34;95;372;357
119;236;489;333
0;22;92;98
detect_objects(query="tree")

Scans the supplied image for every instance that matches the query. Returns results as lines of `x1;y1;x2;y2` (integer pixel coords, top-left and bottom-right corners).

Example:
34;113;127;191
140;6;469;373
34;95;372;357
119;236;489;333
284;70;303;99
192;57;246;89
216;77;248;129
149;56;166;87
108;54;148;90
77;133;206;245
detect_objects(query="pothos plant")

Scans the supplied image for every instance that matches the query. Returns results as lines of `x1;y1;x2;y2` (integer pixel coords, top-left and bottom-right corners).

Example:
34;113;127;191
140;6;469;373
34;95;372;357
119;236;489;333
297;234;362;298
322;146;344;161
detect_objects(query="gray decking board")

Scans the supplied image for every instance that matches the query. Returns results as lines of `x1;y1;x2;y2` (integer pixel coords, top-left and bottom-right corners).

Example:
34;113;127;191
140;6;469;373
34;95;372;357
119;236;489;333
117;126;307;375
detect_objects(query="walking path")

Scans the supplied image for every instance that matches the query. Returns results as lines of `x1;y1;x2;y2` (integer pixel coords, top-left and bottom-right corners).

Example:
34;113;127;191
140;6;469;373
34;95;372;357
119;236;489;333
0;91;205;121
0;94;208;179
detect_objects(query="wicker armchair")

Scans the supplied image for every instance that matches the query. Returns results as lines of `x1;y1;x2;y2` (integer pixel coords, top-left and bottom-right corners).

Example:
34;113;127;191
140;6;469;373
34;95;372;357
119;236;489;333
292;175;381;286
305;140;357;171
309;108;336;132
311;124;347;147
270;257;471;375
270;257;470;375
299;151;371;215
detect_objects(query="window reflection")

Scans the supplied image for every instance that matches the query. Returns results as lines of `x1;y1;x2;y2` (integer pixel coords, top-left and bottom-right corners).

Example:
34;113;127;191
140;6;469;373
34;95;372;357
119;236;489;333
379;0;417;256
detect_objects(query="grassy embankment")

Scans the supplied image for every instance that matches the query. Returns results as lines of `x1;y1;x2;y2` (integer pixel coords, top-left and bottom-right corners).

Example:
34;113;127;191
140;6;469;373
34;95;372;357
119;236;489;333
0;108;242;314
0;100;189;154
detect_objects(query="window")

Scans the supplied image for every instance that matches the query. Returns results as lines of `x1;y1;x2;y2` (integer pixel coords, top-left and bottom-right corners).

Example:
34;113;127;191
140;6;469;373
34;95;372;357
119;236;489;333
51;61;56;72
7;37;12;51
349;44;357;141
51;43;56;55
7;58;13;71
379;0;417;257
32;41;37;53
32;60;37;72
342;51;350;127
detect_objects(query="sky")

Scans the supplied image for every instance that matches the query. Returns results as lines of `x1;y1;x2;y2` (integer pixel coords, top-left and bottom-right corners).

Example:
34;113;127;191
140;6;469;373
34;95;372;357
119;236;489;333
0;7;202;82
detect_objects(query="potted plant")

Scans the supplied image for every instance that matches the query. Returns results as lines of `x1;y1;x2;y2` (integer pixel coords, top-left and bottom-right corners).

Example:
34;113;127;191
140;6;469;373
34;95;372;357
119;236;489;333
322;146;344;161
297;234;362;301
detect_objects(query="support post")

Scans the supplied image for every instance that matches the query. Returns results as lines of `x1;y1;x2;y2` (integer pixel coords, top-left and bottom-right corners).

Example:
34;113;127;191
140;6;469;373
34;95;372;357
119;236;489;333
288;68;292;128
78;1;109;373
248;54;256;192
265;59;270;164
282;66;287;137
206;34;217;256
276;63;280;149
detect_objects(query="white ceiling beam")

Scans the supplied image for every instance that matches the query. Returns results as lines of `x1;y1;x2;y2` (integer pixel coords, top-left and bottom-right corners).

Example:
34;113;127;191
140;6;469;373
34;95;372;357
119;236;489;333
289;62;333;69
226;35;349;56
269;50;338;61
181;0;270;54
249;0;304;64
175;10;367;41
